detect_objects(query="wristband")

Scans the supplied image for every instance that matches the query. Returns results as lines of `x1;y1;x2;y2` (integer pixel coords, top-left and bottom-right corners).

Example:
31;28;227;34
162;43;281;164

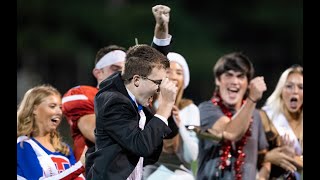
247;96;258;103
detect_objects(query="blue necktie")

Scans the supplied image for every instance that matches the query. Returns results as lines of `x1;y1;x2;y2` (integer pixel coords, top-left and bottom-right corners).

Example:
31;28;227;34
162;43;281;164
129;96;143;111
137;104;143;111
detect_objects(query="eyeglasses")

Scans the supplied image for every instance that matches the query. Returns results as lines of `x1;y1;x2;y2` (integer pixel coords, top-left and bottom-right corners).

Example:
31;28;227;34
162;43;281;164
125;76;162;93
140;76;162;86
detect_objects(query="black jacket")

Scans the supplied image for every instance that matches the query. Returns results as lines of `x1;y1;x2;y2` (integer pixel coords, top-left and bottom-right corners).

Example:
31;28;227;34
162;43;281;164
86;71;172;180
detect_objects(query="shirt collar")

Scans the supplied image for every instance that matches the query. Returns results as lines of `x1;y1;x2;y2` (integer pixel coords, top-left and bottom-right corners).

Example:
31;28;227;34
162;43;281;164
126;88;143;111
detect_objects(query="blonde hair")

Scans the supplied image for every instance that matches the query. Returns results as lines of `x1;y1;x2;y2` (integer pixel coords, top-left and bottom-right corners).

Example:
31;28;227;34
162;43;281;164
175;86;193;109
17;84;70;155
265;65;303;118
264;65;303;146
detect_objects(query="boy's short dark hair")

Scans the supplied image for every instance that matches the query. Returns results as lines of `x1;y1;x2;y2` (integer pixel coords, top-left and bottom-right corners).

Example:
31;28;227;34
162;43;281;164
213;52;254;81
122;44;169;81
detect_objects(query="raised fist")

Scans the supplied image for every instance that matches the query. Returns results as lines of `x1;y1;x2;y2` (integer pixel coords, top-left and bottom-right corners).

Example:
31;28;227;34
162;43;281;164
152;5;170;25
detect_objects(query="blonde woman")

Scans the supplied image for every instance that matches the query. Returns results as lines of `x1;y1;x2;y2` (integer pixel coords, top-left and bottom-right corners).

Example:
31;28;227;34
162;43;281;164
261;65;303;179
17;84;86;180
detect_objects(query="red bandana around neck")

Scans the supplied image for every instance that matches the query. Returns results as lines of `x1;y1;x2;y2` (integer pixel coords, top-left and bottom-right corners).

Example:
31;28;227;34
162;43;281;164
211;93;253;180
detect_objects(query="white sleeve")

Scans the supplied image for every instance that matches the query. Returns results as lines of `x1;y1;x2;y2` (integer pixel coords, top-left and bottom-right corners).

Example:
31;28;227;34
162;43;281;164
17;175;27;180
152;35;172;46
155;114;168;126
178;104;200;163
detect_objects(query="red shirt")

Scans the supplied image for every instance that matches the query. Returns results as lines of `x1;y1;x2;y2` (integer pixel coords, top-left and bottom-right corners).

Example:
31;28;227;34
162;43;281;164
62;85;98;160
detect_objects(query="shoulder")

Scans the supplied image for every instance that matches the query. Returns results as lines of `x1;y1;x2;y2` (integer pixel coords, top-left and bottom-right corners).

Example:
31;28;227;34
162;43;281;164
261;105;274;117
198;100;224;124
198;100;214;110
96;89;130;104
180;98;193;108
17;140;32;150
96;91;134;111
259;107;273;125
62;86;97;120
258;109;269;120
198;100;221;114
62;85;98;105
181;103;199;113
256;109;275;135
63;85;98;98
17;139;35;156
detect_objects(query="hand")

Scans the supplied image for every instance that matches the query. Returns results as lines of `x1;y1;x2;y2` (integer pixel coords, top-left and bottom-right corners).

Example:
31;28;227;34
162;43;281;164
281;133;295;150
171;105;181;126
80;146;88;167
293;155;303;170
265;146;297;172
156;78;177;118
159;77;177;104
280;133;303;170
152;5;170;25
152;5;171;39
280;145;295;158
248;76;267;102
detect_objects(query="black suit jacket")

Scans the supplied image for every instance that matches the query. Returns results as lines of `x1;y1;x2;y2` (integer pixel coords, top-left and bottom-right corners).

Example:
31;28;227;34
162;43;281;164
86;71;172;180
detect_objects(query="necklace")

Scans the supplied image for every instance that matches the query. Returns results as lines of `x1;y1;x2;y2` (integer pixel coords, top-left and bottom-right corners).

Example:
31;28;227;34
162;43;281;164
211;94;252;180
284;110;303;136
287;115;303;141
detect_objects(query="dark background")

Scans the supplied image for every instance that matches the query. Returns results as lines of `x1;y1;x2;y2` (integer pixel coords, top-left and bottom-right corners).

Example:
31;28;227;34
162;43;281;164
17;0;303;145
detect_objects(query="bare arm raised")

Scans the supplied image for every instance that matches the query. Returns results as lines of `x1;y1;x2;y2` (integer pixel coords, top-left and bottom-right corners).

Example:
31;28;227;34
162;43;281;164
210;76;267;141
152;5;170;39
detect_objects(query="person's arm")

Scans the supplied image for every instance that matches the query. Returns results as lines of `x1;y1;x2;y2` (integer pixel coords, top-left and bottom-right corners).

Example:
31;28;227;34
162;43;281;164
151;5;172;55
280;133;303;170
257;120;271;180
152;5;170;39
261;109;303;172
62;86;98;144
293;155;303;170
163;115;179;139
179;125;199;162
258;161;271;180
95;78;176;157
210;76;267;141
155;77;177;120
77;114;96;143
280;136;303;170
174;104;200;162
96;95;172;157
264;146;297;172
